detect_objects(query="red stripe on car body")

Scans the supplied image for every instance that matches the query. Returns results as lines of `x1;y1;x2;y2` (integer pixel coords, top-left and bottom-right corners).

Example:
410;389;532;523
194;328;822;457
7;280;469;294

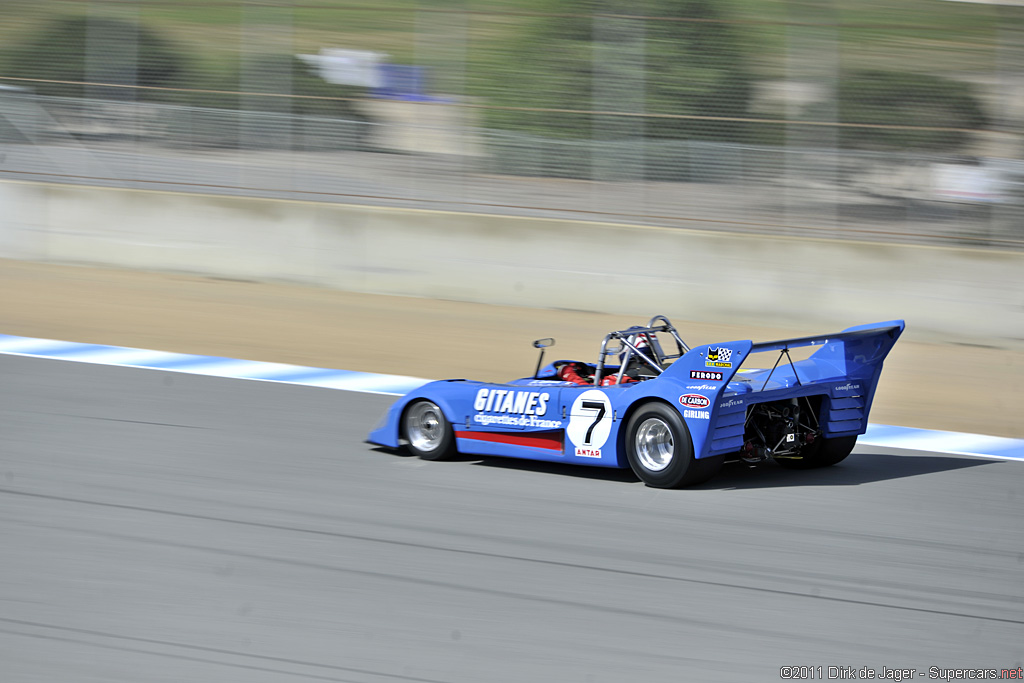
455;430;564;451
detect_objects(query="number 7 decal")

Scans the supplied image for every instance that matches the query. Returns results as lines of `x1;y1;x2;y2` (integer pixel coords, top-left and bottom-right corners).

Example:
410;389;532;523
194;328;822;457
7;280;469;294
567;389;614;454
580;401;606;445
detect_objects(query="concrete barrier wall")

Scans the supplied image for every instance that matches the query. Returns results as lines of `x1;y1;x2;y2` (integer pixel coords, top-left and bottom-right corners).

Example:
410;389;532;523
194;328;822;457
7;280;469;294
2;180;1022;345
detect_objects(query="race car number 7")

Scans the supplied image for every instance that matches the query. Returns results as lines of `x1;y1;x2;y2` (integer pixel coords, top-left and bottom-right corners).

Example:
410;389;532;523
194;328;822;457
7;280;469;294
567;390;614;452
580;401;606;445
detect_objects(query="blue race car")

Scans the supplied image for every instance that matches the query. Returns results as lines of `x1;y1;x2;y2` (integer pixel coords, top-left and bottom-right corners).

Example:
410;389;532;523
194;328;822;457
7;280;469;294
368;316;904;488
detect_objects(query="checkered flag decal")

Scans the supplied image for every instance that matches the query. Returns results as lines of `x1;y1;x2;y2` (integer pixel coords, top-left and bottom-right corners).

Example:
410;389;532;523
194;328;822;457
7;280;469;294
708;346;732;362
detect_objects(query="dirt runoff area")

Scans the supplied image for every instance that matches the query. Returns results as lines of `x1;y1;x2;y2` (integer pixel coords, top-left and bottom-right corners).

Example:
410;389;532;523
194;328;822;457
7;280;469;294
1;258;1020;439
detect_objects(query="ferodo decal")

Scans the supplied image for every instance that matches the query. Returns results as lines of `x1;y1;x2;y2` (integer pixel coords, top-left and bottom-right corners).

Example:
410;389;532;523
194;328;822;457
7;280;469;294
690;370;723;381
705;346;733;368
679;393;710;420
472;388;561;428
567;389;613;458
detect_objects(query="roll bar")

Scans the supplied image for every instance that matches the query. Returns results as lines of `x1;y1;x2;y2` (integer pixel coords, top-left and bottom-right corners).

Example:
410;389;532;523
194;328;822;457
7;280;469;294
593;315;690;385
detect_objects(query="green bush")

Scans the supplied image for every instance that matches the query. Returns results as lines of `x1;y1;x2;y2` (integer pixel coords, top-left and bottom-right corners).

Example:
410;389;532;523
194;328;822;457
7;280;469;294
3;15;185;99
811;70;988;151
2;15;368;126
176;54;368;121
469;0;754;143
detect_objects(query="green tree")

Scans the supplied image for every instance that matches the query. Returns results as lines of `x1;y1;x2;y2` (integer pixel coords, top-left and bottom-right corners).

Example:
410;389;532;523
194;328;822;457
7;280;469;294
822;70;988;151
178;54;367;122
3;15;185;99
470;0;752;141
3;15;367;123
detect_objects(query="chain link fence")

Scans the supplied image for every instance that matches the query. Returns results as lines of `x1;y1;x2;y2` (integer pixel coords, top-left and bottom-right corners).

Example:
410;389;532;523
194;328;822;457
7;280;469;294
1;0;1023;248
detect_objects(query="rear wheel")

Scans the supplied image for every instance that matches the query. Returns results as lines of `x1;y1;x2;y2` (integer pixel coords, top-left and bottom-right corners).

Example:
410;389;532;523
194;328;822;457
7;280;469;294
402;400;455;461
775;435;857;470
625;403;723;488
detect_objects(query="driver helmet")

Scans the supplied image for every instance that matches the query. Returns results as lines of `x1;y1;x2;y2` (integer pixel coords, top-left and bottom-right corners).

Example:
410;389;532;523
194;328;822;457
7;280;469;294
619;326;656;366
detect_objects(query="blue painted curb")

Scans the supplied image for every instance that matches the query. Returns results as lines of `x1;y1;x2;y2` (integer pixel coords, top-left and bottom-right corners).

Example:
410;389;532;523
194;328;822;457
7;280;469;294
0;333;429;396
2;333;1020;462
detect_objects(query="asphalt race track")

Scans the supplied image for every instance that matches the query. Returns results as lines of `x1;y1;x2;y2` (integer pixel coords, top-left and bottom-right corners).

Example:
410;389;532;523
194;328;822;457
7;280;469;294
2;355;1022;682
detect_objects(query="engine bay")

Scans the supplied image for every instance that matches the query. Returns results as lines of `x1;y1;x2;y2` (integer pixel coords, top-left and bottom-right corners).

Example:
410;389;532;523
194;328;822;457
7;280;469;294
739;395;824;463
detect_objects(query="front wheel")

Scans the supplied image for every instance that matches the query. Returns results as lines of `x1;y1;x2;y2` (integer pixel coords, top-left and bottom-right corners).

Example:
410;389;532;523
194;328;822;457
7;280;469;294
402;400;455;461
625;403;723;488
775;435;857;470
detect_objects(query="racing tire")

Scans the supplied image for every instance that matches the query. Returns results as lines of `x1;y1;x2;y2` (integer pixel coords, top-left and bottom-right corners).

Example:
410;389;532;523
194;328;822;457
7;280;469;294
625;403;723;488
402;400;455;461
775;435;857;470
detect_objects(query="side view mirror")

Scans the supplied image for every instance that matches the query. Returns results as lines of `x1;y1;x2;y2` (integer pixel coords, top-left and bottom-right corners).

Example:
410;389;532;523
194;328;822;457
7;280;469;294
532;338;555;378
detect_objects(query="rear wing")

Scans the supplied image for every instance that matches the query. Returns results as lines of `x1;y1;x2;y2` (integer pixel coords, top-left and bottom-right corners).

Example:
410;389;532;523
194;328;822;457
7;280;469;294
570;317;903;461
745;320;905;390
662;321;904;457
662;320;904;390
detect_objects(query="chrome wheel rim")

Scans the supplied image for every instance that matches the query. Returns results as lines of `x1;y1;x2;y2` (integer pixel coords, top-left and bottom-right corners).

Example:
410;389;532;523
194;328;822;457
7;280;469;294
635;417;674;472
407;402;444;452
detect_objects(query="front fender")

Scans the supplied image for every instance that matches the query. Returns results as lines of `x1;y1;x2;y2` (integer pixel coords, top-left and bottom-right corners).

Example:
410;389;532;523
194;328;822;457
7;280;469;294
367;380;473;448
